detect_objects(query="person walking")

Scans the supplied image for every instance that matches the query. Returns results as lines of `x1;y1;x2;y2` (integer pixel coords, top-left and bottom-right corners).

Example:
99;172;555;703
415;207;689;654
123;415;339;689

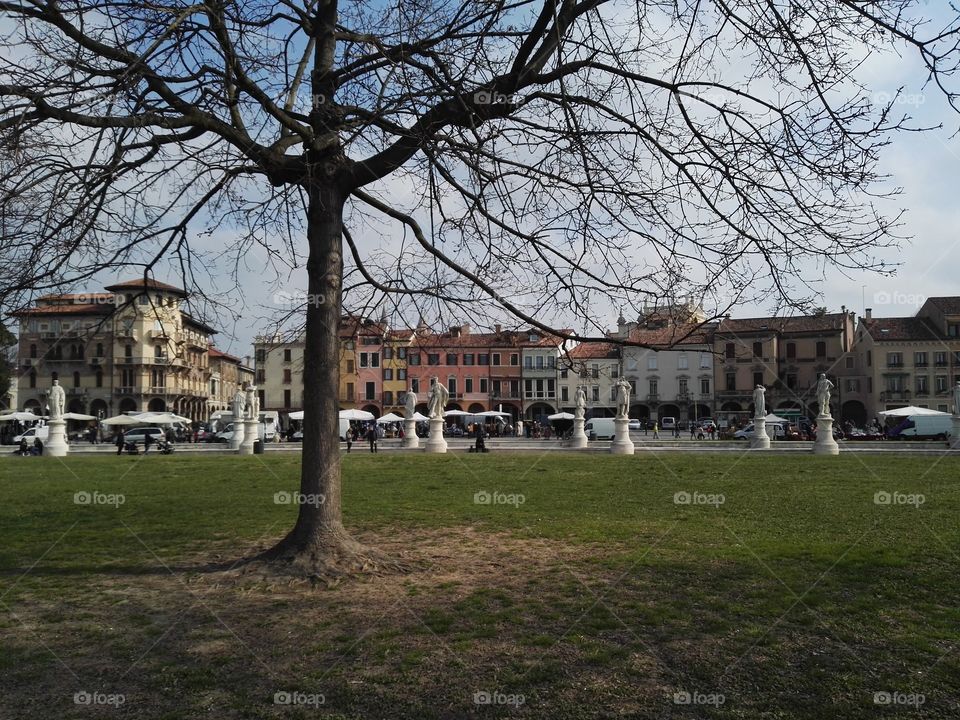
690;423;697;440
143;431;152;454
115;429;125;456
366;423;377;453
652;422;660;439
345;426;354;453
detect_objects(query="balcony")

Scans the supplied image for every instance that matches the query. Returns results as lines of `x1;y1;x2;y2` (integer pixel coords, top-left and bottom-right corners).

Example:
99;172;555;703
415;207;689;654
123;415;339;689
114;387;134;395
887;362;904;369
89;357;104;365
66;387;86;396
676;393;691;402
880;390;911;401
646;393;659;401
915;389;930;397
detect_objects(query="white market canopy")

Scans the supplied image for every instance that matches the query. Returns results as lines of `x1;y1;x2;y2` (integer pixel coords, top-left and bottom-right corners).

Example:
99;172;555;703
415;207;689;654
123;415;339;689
547;412;575;421
443;409;470;417
102;414;148;426
287;410;304;420
878;406;950;417
61;412;97;421
0;411;46;422
340;408;375;421
763;413;790;423
377;413;405;423
139;412;192;425
476;410;512;417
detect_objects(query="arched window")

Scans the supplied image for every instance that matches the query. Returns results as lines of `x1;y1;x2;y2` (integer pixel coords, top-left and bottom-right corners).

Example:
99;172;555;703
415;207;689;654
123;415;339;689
154;344;165;360
29;344;37;358
124;344;132;358
29;371;36;388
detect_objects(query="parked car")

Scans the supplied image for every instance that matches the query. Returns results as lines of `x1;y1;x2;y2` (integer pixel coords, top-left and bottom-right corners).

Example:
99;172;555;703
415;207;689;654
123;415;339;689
13;426;49;444
660;416;677;431
122;427;166;445
627;419;641;431
733;422;787;440
584;417;617;439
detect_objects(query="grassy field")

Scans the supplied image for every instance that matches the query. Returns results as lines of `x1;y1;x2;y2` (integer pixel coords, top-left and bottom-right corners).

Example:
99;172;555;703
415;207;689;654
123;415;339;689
1;451;959;718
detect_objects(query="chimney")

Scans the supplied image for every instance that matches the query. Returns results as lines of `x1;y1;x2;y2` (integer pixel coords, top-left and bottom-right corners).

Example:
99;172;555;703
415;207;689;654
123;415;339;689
449;326;461;337
865;308;872;321
494;324;501;334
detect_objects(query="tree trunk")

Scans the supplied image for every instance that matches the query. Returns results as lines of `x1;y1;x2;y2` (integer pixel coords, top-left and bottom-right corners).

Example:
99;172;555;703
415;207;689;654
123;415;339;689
256;179;385;578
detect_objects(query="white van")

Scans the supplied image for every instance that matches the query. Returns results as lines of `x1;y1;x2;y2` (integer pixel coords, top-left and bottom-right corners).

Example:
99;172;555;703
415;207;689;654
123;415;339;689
888;415;952;440
13;426;49;444
584;417;617;440
660;416;676;431
211;411;279;442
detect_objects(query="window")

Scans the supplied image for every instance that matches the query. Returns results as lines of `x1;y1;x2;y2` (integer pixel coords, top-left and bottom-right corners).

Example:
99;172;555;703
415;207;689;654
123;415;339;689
678;377;688;395
382;368;393;381
154;344;165;359
73;371;81;387
753;372;764;387
465;378;473;393
815;341;826;358
446;353;458;366
478;354;489;365
151;368;165;388
343;340;355;350
138;294;148;305
510;353;519;366
886;376;904;392
936;375;948;392
284;348;291;362
96;343;103;357
610;385;618;402
96;370;103;388
463;353;474;366
524;356;533;369
365;382;376;400
548;356;556;369
510;380;520;397
916;376;929;394
913;351;928;367
29;371;36;388
256;369;265;383
786;373;798;390
648;379;658;397
561;386;569;402
448;377;457;395
726;372;736;391
700;378;710;395
700;353;711;369
371;353;380;368
383;391;393;406
752;342;763;358
283;369;292;384
346;359;354;374
284;389;292;407
492;353;501;366
592;385;600;401
411;378;419;393
122;368;135;386
560;369;569;379
935;351;948;367
492;380;501;397
725;343;735;359
398;347;407;359
845;379;859;392
887;352;903;367
427;353;440;365
346;382;355;401
786;343;796;359
255;349;266;363
125;344;132;358
479;378;488;393
29;344;37;358
845;356;854;369
397;369;407;380
359;352;369;368
678;354;688;370
610;364;618;379
949;323;960;337
647;354;657;371
383;347;393;360
409;353;421;366
590;363;598;378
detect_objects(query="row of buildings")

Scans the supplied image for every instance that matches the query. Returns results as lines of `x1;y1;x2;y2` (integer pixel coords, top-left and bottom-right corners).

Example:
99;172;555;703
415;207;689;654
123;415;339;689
6;277;960;427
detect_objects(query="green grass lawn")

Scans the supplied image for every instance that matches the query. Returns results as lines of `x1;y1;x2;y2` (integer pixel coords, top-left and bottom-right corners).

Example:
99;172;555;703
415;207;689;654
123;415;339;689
1;452;959;718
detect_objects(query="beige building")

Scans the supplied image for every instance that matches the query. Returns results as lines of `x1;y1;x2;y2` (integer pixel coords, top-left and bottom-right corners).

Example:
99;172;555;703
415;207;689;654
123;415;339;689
208;348;254;415
11;279;216;421
855;298;960;420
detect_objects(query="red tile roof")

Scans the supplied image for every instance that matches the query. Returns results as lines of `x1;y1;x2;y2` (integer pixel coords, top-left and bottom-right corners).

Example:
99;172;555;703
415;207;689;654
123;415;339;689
104;278;188;297
717;313;847;335
10;303;112;316
862;317;949;341
208;347;241;362
925;297;960;315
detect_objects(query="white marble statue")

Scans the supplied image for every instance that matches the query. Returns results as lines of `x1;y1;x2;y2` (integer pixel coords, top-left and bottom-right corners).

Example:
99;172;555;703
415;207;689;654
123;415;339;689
427;377;449;419
753;384;766;419
615;377;631;419
405;389;417;416
232;388;246;420
244;385;257;420
250;386;260;419
48;379;65;421
575;385;587;420
954;381;960;415
816;374;834;417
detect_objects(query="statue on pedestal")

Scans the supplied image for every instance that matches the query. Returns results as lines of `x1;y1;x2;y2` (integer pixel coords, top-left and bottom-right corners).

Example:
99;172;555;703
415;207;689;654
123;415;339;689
753;384;766;419
244;385;257;420
816;374;834;417
427;377;449;419
405;388;417;417
48;379;65;421
575;385;587;420
615;377;631;420
232;388;246;420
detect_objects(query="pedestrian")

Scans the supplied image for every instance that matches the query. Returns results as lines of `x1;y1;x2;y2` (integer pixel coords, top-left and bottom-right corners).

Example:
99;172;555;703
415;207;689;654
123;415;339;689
345;426;354;453
690;423;696;439
115;429;125;456
653;422;659;439
33;437;43;456
144;431;152;454
366;424;377;453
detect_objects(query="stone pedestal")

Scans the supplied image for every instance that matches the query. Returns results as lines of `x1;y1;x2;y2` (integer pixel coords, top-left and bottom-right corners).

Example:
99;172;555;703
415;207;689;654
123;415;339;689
952;416;960;449
45;419;68;457
515;420;523;438
239;418;258;455
569;416;588;449
230;419;245;451
610;417;635;455
812;415;840;455
403;418;420;449
425;417;447;453
750;417;771;449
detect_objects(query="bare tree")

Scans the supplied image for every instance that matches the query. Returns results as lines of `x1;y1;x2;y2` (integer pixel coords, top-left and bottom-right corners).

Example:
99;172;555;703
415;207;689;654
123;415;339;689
1;0;957;576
